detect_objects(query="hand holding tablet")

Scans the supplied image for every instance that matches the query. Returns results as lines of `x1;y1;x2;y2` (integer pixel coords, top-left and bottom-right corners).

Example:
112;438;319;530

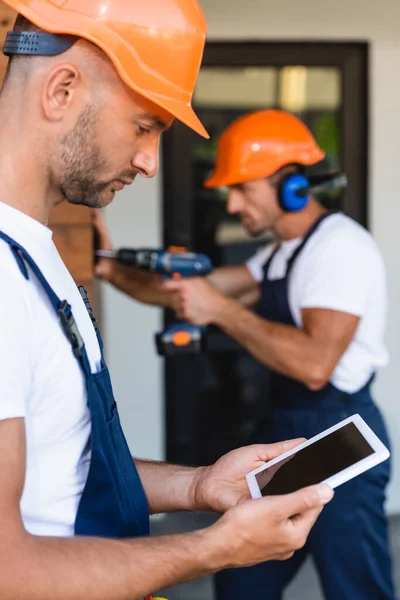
246;414;390;498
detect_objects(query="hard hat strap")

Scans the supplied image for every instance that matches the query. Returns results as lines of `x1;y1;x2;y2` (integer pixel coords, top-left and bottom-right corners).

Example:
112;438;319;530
3;31;78;57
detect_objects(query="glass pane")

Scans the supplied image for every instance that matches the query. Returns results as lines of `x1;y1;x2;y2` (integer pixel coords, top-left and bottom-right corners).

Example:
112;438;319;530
195;67;278;108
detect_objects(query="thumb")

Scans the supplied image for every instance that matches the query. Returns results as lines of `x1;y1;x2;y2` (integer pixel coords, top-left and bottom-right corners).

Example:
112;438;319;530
276;484;334;520
252;439;306;463
93;209;113;251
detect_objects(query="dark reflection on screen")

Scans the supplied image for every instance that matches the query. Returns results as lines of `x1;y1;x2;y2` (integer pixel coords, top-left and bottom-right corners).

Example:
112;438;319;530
256;423;374;496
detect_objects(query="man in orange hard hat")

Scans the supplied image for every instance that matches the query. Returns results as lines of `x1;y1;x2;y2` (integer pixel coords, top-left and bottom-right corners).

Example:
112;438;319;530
0;3;335;599
96;110;395;599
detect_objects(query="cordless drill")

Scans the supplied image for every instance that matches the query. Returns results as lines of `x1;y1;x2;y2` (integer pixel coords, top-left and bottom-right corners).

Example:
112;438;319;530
96;247;213;356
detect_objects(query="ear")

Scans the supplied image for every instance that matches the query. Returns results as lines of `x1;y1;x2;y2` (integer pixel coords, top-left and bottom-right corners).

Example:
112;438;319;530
42;64;82;122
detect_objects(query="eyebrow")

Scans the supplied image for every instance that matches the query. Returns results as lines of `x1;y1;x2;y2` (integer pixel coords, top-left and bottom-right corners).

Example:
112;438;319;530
135;113;171;131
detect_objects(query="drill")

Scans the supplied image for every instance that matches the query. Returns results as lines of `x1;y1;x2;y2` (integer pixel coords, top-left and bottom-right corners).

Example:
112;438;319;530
96;247;213;356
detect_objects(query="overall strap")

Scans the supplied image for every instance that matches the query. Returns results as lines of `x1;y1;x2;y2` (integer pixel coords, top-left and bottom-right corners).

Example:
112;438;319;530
0;231;92;375
262;244;280;279
286;210;336;274
262;212;337;281
78;286;104;353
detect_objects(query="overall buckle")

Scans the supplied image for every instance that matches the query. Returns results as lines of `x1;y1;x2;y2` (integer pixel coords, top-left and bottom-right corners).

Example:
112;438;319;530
58;300;84;358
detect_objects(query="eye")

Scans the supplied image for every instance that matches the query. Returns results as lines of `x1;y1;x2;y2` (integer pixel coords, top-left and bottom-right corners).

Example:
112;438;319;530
136;124;151;137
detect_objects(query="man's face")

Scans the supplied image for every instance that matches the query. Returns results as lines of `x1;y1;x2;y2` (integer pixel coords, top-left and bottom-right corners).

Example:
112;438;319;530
58;86;173;209
226;175;282;237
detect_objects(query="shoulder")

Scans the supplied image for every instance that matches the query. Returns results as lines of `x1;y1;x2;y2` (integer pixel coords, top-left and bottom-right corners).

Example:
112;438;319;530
307;213;384;270
317;213;379;249
0;242;31;297
0;242;38;331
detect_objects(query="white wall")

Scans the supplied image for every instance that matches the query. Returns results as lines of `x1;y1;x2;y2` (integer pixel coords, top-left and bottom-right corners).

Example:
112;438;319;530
101;0;400;511
99;174;164;462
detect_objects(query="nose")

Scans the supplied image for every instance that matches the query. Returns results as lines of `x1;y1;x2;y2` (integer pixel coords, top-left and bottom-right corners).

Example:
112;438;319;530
131;136;159;179
227;188;244;214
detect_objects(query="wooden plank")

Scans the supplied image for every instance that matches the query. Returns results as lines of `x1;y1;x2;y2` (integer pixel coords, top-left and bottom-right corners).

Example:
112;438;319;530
51;224;93;281
0;2;16;86
49;202;93;226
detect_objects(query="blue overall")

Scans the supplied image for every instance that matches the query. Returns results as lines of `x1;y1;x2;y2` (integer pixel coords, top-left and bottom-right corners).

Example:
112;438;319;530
0;231;150;540
215;213;396;600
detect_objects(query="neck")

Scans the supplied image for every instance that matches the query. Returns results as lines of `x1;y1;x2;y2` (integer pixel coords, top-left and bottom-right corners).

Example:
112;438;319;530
273;198;327;241
0;94;62;226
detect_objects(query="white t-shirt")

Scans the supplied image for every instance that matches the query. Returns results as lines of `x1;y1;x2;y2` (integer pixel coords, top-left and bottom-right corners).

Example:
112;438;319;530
0;201;102;537
246;212;388;393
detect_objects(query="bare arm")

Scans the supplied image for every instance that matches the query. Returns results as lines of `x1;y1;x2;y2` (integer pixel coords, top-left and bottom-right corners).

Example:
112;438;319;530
1;417;333;599
208;265;260;305
102;264;259;309
135;459;202;514
106;264;174;307
166;277;360;391
213;302;359;390
0;418;217;599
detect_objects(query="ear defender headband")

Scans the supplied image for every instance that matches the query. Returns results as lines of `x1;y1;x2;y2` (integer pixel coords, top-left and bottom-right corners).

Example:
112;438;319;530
278;172;348;212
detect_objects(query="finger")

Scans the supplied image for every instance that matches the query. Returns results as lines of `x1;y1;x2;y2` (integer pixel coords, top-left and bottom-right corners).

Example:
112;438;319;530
94;261;111;279
93;209;113;250
246;551;295;567
93;208;106;233
289;506;324;548
94;262;104;276
162;280;183;292
275;484;334;520
250;439;307;462
280;507;324;554
291;506;323;528
276;551;295;561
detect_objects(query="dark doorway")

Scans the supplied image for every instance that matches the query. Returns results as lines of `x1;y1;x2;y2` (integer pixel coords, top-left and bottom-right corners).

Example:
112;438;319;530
162;42;368;466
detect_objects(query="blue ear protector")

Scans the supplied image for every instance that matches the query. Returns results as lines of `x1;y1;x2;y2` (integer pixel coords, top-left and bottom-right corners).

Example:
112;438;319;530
278;172;348;212
278;173;310;212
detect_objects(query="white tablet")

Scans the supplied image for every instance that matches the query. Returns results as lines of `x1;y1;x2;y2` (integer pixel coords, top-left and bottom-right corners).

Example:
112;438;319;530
246;414;390;499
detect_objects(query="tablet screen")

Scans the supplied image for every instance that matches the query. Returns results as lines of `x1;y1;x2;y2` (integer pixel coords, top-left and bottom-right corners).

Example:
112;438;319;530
256;422;374;496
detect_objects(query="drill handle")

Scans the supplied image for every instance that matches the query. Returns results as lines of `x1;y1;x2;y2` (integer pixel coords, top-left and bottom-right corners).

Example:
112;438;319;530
155;321;206;356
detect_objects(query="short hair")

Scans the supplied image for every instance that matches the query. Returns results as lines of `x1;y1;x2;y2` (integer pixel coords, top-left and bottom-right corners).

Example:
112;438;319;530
12;13;43;33
2;14;45;84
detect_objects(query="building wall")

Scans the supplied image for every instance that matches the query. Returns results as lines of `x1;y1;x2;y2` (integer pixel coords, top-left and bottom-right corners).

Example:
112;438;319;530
99;174;164;463
101;0;400;512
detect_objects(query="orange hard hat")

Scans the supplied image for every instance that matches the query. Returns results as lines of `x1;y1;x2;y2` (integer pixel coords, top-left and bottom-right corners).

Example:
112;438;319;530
2;0;209;138
204;110;324;188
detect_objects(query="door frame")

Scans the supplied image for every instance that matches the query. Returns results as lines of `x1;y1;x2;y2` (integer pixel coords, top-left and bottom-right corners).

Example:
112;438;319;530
161;41;369;462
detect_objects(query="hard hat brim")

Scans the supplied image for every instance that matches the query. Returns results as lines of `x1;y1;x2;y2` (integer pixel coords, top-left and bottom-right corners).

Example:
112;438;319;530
204;149;325;188
146;93;209;139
